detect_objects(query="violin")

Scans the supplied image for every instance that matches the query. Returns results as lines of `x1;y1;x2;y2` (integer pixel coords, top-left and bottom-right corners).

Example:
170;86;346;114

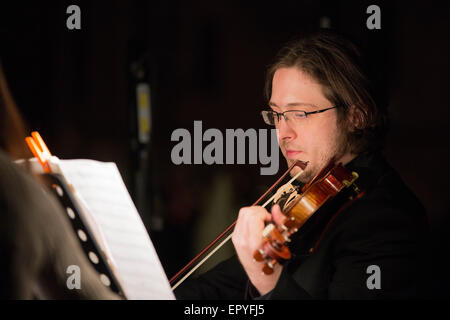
253;161;360;274
169;160;362;289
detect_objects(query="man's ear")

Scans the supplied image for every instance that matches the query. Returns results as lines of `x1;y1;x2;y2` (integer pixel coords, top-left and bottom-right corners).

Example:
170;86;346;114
347;105;365;130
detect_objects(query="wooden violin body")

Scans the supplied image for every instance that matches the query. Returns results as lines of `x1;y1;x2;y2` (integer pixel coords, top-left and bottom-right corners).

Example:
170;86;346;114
253;162;360;274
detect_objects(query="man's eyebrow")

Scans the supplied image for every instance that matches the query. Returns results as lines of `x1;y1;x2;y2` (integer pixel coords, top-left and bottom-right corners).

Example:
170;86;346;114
269;102;315;108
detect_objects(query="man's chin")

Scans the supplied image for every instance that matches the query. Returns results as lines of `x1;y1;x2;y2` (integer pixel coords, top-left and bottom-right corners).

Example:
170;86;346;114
289;165;314;184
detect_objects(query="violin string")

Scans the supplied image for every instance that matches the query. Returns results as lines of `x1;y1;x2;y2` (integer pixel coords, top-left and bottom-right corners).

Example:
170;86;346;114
170;168;305;291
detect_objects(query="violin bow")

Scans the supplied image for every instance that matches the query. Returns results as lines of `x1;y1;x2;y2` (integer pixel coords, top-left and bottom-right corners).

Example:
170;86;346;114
170;160;307;290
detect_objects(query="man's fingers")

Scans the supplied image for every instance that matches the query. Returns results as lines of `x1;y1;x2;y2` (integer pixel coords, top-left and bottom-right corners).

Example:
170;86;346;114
235;205;285;232
271;204;286;226
238;206;271;222
234;206;271;237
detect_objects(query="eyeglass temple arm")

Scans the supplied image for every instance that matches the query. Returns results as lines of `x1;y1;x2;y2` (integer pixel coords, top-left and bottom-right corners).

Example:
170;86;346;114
305;106;337;116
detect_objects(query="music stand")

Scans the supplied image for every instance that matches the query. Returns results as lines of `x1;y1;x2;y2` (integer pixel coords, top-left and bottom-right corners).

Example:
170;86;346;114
40;172;126;298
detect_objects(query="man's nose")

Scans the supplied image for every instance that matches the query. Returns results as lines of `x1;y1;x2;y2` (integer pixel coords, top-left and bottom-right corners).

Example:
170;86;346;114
277;115;297;142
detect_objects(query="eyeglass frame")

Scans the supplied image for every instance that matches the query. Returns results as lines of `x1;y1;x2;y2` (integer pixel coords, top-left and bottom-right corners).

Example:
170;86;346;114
261;106;338;126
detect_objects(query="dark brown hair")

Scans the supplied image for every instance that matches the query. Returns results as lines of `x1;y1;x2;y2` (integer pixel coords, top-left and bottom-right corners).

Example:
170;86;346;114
0;59;31;159
264;29;388;154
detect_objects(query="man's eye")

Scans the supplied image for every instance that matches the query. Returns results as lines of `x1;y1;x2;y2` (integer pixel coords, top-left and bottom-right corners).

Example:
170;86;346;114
292;112;306;119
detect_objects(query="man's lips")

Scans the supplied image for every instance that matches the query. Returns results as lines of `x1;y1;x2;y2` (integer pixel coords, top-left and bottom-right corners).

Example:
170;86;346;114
285;150;302;158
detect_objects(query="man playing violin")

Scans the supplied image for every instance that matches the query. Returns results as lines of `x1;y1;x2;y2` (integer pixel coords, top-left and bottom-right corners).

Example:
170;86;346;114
175;30;431;299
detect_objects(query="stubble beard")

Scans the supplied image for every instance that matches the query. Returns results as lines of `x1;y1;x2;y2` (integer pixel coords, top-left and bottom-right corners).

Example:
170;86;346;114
288;126;350;184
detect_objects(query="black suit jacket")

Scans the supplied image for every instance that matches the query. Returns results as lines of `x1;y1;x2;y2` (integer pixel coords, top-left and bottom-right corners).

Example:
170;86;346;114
174;152;431;299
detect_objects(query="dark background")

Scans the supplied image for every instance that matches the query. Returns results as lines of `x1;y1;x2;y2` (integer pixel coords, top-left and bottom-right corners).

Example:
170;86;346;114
1;0;449;296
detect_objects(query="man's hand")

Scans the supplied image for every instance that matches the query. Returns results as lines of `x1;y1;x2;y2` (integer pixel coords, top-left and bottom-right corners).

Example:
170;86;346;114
232;204;286;295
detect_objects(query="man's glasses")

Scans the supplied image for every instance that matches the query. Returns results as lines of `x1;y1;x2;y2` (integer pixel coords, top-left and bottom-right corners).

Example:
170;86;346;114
261;106;337;126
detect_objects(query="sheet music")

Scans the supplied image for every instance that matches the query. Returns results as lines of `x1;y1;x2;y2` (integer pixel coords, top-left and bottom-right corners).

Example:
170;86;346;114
54;158;174;300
